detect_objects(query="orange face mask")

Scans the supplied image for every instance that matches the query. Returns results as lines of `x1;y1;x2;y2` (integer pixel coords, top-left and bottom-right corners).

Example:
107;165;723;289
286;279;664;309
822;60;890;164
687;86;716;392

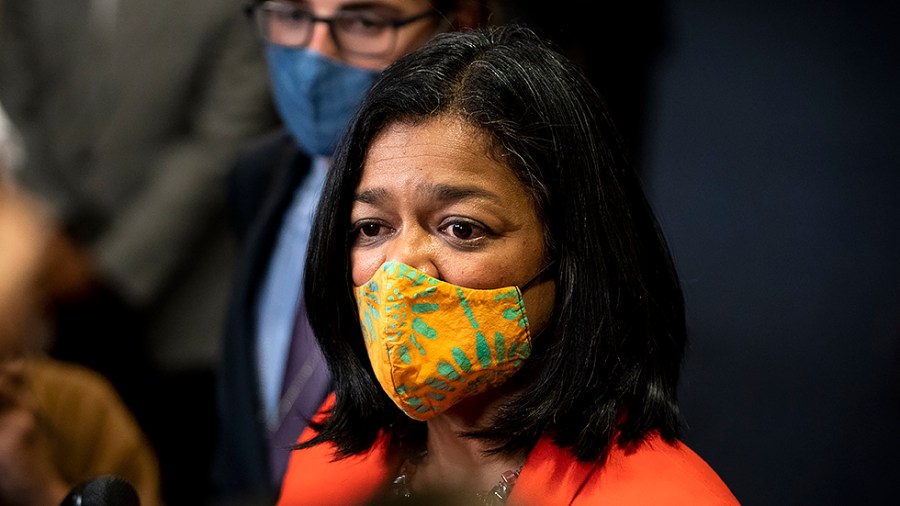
355;262;533;420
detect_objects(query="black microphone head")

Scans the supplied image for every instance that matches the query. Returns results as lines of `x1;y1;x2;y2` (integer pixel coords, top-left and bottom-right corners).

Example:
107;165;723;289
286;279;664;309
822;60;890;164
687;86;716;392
60;475;140;506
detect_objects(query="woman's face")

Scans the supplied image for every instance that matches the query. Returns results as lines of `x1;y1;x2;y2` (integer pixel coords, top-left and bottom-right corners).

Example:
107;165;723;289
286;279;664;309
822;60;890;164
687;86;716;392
349;115;556;335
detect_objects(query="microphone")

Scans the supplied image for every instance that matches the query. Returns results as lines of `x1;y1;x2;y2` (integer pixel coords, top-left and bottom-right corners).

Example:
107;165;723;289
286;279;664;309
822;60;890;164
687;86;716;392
59;475;141;506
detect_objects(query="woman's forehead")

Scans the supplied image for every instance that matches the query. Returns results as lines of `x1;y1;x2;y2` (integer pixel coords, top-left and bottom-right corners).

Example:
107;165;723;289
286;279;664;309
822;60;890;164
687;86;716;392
359;117;515;189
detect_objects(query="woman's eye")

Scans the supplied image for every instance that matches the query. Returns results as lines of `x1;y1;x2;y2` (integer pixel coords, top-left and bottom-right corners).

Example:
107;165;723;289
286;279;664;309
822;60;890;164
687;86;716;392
360;223;382;237
449;222;475;239
352;220;391;244
439;219;490;243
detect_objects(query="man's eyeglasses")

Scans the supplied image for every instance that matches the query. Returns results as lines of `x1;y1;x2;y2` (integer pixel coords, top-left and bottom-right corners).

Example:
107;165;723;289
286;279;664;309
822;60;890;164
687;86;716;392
245;1;439;58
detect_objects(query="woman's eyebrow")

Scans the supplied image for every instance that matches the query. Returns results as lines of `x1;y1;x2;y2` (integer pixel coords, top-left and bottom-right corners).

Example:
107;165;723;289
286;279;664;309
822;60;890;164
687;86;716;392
425;183;501;203
354;187;388;205
353;183;501;205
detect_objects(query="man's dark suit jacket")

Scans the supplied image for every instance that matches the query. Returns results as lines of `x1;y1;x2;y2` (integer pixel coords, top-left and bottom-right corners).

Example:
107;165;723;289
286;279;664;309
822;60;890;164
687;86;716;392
214;130;331;501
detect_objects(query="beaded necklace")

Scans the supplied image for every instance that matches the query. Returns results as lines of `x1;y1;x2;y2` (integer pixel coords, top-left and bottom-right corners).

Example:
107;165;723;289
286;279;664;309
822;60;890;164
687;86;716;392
391;451;524;505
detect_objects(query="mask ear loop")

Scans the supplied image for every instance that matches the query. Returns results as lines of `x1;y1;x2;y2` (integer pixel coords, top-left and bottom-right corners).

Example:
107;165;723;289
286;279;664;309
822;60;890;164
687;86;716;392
519;260;556;292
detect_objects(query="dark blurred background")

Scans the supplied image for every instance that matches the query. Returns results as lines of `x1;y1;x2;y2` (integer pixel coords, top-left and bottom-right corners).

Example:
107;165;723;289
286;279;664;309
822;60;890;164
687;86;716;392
504;1;900;504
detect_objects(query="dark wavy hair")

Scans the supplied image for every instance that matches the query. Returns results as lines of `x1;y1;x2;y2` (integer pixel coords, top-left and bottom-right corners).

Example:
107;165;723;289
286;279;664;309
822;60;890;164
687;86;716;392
301;24;686;463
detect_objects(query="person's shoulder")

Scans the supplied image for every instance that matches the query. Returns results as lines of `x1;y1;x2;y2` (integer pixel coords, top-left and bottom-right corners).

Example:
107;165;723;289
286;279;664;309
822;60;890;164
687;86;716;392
26;357;144;431
27;359;163;506
27;357;119;402
235;129;297;167
231;128;309;195
516;433;740;506
229;129;309;232
278;396;397;506
588;434;741;505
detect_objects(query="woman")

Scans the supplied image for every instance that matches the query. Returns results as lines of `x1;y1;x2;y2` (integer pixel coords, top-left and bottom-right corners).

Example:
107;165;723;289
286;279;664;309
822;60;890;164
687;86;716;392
279;24;740;505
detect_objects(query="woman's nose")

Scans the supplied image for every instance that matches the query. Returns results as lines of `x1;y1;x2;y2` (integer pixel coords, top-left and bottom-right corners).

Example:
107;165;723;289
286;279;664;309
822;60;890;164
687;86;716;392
386;228;439;279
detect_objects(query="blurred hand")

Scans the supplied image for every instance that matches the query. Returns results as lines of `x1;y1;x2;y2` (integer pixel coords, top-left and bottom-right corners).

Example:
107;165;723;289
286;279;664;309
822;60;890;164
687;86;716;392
0;184;51;353
0;360;70;506
40;226;98;302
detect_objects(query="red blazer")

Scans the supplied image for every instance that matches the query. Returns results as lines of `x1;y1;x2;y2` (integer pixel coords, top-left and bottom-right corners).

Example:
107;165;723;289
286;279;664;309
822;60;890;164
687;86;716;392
278;397;741;505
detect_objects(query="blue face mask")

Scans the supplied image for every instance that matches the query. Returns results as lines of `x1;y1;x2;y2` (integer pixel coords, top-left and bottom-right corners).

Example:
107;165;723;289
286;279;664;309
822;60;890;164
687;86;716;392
266;44;381;157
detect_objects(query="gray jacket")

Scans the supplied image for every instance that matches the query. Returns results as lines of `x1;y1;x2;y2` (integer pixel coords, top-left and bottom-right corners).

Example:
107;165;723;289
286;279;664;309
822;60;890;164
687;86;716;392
0;0;278;369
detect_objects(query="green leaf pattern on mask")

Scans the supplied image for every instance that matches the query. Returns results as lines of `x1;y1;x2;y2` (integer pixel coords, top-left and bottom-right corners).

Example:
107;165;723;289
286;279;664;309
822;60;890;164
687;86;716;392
409;334;426;356
411;317;437;339
496;289;529;328
397;345;411;364
457;287;480;330
359;281;379;343
437;361;461;381
476;331;491;368
452;347;473;373
423;376;453;391
494;332;507;363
